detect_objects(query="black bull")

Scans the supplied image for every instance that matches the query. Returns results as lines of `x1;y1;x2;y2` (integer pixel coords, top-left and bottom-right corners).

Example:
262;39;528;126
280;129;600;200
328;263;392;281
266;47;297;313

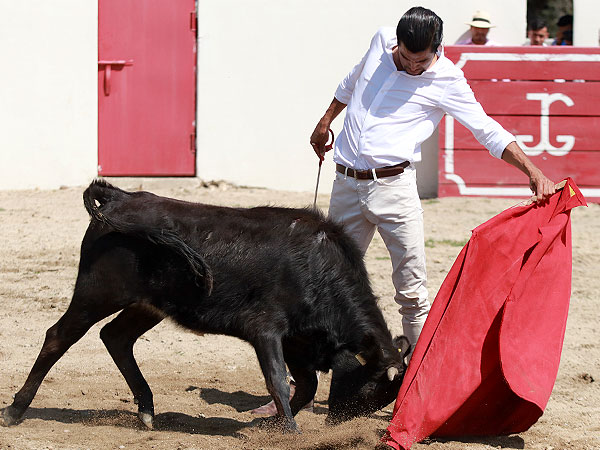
1;179;409;432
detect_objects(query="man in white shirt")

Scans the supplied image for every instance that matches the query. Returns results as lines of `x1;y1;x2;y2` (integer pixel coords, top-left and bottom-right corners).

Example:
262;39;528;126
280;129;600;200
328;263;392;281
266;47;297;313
310;6;555;350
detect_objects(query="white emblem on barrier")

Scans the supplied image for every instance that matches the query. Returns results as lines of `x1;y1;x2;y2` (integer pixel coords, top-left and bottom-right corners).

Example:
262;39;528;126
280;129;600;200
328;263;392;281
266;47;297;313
444;52;600;198
515;93;575;156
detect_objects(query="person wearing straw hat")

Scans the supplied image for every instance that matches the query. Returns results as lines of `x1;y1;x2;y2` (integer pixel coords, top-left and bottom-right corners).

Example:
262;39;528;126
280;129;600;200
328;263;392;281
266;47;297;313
456;10;501;45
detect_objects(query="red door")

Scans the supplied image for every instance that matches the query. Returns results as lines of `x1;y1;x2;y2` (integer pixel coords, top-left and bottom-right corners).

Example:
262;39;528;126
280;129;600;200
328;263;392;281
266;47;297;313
98;0;196;176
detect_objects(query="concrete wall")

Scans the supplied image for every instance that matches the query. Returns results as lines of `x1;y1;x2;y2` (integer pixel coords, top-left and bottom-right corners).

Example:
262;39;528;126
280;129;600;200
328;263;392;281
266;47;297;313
0;1;98;190
574;0;599;46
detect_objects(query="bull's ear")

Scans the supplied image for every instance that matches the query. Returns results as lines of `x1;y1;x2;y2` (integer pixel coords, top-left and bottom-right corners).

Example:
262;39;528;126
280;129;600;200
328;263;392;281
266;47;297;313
393;336;411;359
332;349;364;373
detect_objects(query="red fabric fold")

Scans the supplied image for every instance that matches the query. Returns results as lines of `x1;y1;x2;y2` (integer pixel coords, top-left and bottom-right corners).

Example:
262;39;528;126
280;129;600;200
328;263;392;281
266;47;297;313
384;179;586;450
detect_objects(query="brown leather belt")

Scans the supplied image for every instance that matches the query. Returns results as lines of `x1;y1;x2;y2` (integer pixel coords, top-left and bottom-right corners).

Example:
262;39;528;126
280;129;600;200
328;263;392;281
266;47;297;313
336;161;410;180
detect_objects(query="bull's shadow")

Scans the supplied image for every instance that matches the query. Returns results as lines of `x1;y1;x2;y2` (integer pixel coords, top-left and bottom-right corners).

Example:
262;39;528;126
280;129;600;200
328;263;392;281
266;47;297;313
198;387;328;415
16;407;250;437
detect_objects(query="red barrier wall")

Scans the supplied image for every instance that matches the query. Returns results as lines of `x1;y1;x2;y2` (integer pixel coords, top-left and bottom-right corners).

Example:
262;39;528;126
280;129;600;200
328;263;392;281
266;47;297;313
439;46;600;202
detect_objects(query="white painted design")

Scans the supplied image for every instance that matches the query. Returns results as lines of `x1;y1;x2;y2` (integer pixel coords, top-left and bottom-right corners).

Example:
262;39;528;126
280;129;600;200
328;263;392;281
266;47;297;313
581;188;600;197
515;93;575;156
455;53;600;69
444;52;600;198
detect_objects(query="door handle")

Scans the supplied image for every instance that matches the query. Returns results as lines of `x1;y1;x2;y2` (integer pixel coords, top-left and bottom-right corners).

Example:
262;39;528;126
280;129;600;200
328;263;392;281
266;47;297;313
98;60;134;96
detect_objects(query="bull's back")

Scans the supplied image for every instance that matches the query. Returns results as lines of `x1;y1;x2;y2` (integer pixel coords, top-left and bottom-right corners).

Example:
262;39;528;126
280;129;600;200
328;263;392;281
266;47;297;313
79;180;377;341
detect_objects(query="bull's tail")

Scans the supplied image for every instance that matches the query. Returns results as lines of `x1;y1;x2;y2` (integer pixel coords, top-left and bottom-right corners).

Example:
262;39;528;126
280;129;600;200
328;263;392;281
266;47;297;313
83;179;213;294
83;178;131;221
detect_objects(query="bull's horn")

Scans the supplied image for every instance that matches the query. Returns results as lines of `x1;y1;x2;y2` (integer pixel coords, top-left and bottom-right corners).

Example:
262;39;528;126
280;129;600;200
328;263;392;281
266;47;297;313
387;367;399;381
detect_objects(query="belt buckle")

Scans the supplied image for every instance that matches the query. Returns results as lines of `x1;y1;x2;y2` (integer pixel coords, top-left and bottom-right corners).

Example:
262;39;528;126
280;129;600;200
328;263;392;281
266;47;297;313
356;169;367;179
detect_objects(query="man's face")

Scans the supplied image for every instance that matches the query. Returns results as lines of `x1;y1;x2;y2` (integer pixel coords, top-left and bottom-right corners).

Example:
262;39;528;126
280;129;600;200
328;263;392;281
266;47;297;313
397;43;437;76
470;26;489;45
528;27;549;45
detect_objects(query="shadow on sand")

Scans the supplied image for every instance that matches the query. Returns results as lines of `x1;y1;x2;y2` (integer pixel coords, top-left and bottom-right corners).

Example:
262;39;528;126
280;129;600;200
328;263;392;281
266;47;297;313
198;387;328;415
15;386;329;438
17;406;250;437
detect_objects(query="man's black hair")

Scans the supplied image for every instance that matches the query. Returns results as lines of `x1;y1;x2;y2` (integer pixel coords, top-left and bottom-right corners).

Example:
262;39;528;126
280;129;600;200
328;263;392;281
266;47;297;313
557;14;573;27
528;17;547;31
396;6;443;53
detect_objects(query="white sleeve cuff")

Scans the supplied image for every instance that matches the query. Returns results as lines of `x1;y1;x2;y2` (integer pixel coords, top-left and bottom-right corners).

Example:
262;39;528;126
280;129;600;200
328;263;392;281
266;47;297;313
488;132;516;159
334;85;352;105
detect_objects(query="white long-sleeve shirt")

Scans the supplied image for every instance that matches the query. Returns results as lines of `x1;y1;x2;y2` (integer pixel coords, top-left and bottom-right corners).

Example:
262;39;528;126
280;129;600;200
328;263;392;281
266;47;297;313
333;27;515;170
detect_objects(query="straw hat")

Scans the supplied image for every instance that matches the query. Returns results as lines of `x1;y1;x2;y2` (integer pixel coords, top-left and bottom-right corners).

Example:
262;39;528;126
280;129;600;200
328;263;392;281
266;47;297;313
465;10;495;28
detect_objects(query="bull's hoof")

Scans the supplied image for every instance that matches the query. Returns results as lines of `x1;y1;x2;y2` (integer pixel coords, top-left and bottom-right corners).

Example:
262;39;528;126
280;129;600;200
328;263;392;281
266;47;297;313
1;406;21;427
138;411;154;429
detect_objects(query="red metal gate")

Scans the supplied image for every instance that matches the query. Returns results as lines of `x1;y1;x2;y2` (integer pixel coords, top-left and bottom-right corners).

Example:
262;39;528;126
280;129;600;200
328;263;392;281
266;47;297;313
98;0;197;176
439;46;600;202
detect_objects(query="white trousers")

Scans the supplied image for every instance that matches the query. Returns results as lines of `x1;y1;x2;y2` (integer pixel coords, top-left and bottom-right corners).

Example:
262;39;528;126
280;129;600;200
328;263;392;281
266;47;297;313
328;165;430;347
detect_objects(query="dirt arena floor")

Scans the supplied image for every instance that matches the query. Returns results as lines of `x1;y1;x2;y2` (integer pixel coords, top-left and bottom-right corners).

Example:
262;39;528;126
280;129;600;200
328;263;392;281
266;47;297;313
1;178;598;450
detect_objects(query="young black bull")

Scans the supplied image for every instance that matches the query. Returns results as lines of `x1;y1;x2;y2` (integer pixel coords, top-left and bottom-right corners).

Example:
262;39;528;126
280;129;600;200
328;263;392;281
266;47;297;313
1;179;410;432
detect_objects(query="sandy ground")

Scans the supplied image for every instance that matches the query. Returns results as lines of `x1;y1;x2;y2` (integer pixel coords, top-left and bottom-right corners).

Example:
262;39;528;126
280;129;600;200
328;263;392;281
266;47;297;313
0;178;598;450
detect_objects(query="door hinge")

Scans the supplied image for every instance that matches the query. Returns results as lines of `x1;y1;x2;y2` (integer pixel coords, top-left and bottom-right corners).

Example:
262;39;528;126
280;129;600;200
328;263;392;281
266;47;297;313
190;11;197;33
190;132;196;154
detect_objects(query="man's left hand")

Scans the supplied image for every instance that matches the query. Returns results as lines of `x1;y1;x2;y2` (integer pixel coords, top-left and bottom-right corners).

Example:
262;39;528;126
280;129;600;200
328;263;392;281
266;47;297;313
501;141;556;203
529;170;556;202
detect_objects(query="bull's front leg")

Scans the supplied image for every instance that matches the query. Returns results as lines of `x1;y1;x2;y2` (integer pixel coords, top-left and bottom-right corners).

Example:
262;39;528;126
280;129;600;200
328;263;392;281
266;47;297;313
253;337;299;433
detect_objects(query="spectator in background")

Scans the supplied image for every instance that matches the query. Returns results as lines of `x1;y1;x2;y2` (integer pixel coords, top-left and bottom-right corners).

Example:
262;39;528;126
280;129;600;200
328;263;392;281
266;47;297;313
558;29;573;45
456;10;501;46
526;17;549;45
553;14;573;45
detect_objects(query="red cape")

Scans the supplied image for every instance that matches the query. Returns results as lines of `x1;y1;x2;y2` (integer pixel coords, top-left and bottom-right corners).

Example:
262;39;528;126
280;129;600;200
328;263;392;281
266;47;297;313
384;179;587;450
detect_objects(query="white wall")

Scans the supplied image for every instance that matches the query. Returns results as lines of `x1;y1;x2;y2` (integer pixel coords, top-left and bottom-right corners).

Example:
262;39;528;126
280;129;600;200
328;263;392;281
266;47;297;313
195;0;526;194
0;0;528;192
574;0;599;46
0;0;97;190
